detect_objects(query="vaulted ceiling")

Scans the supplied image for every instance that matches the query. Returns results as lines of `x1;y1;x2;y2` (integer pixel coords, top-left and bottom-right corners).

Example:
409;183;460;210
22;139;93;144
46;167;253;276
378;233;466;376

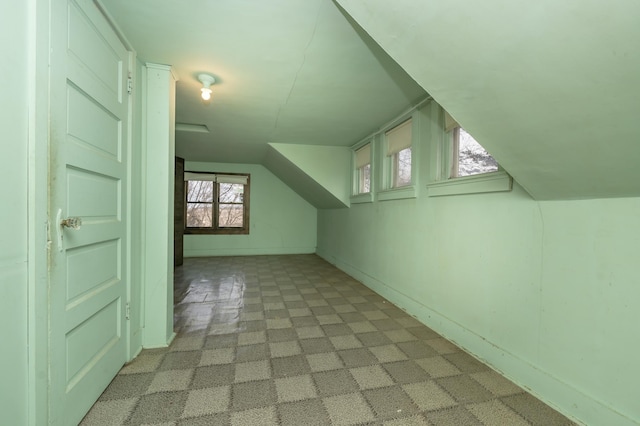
102;0;640;201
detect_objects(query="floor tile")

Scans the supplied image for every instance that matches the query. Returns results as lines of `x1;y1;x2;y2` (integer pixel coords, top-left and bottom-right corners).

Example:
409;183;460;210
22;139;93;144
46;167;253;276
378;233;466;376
362;385;419;419
467;399;530;426
323;392;376;425
146;369;193;393
383;360;431;384
436;375;494;404
79;398;138;425
199;348;235;366
369;344;408;363
424;406;483;426
306;352;344;372
126;391;188;425
470;370;524;397
501;393;577;425
269;340;302;358
98;373;154;401
402;381;457;411
181;386;230;418
313;369;359;396
234;360;271;382
275;374;318;402
85;255;576;426
230;380;276;411
278;398;331;426
271;354;311;377
191;364;235;388
338;348;378;367
230;406;278;426
349;365;395;389
415;356;461;378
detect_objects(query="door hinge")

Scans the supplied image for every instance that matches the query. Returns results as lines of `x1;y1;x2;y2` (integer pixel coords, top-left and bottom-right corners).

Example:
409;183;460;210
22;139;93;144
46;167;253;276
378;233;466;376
125;302;130;320
127;77;133;94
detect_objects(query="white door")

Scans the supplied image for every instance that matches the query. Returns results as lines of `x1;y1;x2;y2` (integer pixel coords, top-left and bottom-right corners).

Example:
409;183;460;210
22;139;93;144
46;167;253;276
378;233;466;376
49;0;131;423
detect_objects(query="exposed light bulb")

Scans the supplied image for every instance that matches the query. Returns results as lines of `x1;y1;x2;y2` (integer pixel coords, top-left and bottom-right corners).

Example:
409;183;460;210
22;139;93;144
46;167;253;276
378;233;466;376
197;73;216;105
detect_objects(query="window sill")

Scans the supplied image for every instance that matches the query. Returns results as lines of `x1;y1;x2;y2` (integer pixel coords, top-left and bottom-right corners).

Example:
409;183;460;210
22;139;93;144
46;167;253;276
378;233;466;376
184;228;250;235
350;192;374;204
427;171;512;197
378;185;416;201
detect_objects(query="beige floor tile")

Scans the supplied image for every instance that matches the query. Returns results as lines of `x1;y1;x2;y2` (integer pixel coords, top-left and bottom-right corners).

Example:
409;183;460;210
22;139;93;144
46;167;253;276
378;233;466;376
402;381;457;411
199;348;234;366
234;360;270;382
269;340;302;358
181;386;230;417
467;400;530;426
415;356;461;378
275;374;317;402
323;393;375;425
470;370;524;396
146;369;193;393
307;352;344;372
350;365;395;389
230;406;278;426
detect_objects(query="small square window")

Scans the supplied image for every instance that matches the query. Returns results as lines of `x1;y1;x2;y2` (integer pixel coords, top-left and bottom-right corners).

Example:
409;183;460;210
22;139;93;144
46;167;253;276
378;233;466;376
451;127;498;178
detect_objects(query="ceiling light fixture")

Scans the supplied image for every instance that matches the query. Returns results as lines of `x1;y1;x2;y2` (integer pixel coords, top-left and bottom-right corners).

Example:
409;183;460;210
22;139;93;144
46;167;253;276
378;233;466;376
198;73;215;104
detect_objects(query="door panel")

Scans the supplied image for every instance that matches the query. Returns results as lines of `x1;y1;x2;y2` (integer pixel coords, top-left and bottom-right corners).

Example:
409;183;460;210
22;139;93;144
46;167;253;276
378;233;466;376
49;0;130;424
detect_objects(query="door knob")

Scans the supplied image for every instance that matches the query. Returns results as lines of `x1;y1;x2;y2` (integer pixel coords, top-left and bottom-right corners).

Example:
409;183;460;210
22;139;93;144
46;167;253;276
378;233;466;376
60;217;82;230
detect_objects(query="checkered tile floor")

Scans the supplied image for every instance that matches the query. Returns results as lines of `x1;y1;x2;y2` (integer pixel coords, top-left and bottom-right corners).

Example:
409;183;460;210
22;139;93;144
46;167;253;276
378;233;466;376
81;254;577;425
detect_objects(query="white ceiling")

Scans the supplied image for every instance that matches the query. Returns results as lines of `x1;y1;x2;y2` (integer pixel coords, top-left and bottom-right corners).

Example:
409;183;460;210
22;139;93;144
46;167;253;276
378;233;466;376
102;0;426;164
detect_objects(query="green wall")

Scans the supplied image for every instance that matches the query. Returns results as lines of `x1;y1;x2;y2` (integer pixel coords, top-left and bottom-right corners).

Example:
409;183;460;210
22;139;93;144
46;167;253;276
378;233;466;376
1;1;29;423
184;162;317;257
317;102;640;425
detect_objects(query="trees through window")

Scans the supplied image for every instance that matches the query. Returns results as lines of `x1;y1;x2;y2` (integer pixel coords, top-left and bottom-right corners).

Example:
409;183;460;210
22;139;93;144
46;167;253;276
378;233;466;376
451;127;498;177
185;173;249;234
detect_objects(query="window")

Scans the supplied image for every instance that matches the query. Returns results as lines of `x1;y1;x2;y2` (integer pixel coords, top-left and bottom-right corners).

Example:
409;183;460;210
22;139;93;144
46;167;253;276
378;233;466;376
354;143;372;194
385;119;412;188
184;172;250;234
451;127;498;177
426;109;511;197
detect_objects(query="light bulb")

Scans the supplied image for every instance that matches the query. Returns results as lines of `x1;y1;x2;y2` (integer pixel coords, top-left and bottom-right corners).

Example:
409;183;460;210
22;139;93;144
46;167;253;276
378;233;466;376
201;88;212;101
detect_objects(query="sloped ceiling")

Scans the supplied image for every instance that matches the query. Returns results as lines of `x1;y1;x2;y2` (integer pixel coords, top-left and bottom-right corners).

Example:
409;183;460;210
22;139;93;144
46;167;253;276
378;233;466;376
335;0;640;200
101;0;426;166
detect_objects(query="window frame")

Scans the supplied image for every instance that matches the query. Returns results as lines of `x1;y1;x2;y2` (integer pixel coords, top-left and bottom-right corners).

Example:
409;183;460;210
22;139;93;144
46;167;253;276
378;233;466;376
426;109;511;197
351;140;374;204
378;116;417;201
184;172;250;235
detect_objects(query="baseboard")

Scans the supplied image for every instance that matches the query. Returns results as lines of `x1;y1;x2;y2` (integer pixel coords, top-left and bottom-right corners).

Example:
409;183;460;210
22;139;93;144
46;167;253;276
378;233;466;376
315;250;636;426
184;246;316;258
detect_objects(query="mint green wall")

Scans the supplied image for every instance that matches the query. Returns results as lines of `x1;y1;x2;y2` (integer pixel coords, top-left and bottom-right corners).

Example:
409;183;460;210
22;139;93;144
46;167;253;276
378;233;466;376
317;103;640;425
267;144;351;207
184;162;317;257
1;1;29;423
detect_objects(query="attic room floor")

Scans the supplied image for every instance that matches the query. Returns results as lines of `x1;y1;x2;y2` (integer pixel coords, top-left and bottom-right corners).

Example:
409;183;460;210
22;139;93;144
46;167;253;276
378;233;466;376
81;254;577;425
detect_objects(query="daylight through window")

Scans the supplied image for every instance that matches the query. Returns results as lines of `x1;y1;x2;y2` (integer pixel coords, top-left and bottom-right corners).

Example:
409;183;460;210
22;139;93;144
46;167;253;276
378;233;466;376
386;119;412;188
452;127;498;177
354;143;372;194
185;172;250;234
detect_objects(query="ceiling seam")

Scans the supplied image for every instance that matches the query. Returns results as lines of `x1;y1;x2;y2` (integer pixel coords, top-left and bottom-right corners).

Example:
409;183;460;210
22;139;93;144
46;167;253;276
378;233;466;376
271;0;324;139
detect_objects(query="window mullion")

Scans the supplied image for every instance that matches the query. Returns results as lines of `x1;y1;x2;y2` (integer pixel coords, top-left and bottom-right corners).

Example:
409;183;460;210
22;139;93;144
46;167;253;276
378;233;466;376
213;182;220;230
